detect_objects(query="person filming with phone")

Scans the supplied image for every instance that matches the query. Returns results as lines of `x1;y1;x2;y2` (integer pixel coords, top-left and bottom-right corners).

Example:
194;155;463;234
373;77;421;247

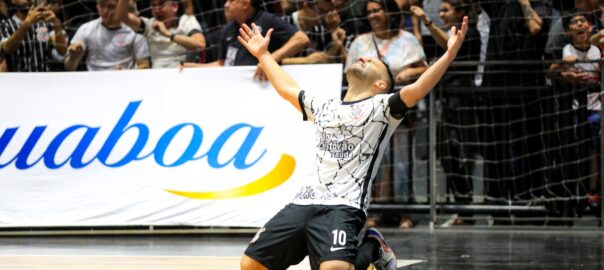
0;0;67;72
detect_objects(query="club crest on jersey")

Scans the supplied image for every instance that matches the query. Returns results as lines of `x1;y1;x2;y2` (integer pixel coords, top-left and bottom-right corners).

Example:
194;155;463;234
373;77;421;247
350;106;363;120
36;26;49;43
112;33;130;47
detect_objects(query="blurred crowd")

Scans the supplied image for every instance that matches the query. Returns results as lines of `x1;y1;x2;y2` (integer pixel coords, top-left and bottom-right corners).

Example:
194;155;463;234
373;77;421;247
0;0;601;84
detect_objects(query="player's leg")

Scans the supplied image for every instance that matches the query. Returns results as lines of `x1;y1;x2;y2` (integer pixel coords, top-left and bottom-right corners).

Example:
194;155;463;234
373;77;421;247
243;203;311;270
318;259;354;270
240;255;269;270
361;228;397;270
304;205;365;270
353;236;379;270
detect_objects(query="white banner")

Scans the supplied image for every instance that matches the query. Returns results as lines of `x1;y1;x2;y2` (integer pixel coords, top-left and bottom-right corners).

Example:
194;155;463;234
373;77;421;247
0;65;342;227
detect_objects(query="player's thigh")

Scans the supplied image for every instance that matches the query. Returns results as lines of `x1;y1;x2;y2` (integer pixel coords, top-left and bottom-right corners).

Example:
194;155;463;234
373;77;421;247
240;254;269;270
244;203;312;270
306;206;365;269
319;259;354;270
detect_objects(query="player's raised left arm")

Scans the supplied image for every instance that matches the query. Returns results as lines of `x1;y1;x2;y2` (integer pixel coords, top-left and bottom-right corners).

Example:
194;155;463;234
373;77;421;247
238;23;302;112
399;17;468;108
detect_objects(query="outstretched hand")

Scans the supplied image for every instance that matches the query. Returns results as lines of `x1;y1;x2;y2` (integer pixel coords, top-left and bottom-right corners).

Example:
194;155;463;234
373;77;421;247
237;23;274;59
447;16;468;57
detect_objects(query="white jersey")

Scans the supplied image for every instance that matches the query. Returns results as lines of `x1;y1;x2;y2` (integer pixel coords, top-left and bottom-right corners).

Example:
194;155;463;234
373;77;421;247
140;15;202;68
292;91;408;214
71;18;149;71
563;44;601;111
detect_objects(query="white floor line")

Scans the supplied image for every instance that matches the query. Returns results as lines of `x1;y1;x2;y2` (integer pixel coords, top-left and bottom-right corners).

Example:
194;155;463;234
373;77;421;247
397;259;425;267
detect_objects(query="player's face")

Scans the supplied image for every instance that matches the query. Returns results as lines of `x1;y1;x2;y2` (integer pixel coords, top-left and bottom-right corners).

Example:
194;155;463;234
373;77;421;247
347;56;390;93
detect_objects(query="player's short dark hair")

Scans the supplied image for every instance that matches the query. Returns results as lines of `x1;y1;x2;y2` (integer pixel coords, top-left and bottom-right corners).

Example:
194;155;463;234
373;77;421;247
562;9;592;30
366;0;402;32
378;58;395;93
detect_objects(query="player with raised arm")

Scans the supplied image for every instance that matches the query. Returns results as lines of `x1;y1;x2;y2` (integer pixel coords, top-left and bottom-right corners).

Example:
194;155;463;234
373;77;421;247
238;17;468;270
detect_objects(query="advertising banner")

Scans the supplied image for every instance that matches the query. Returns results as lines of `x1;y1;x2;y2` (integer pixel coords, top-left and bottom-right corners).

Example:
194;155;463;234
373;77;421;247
0;65;342;227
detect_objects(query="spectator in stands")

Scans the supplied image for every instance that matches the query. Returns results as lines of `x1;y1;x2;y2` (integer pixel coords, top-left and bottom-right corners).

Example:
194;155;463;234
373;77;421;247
546;0;603;64
64;0;150;71
280;0;347;64
410;0;480;86
479;0;551;87
332;0;371;49
346;0;427;85
548;11;600;85
549;10;601;219
415;0;443;59
396;0;422;42
0;1;67;72
0;0;8;20
116;0;205;68
181;0;309;81
410;0;480;226
476;0;551;206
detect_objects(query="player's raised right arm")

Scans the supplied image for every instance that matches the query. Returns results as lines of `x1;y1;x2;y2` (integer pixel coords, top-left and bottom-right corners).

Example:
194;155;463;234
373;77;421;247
238;23;302;112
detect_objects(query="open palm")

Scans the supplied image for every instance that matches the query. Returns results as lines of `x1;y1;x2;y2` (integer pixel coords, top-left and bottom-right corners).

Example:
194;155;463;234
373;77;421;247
447;16;468;56
238;23;274;59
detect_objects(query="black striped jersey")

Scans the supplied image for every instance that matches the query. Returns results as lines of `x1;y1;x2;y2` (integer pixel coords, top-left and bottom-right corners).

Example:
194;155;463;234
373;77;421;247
293;90;409;214
0;15;58;72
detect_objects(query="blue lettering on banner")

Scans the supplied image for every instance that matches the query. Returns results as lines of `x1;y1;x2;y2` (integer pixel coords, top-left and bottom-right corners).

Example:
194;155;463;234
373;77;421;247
0;101;266;170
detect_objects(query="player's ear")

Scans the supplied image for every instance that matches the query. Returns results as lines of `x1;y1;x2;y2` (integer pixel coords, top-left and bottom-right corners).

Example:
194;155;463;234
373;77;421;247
374;79;388;92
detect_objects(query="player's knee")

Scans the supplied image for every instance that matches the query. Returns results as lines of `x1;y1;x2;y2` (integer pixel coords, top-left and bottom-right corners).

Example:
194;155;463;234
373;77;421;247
319;260;354;270
240;255;268;270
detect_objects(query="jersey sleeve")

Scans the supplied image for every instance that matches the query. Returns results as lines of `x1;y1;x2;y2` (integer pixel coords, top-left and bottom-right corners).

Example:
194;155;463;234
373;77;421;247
133;33;150;60
71;23;89;48
384;91;410;124
180;15;203;36
298;90;327;122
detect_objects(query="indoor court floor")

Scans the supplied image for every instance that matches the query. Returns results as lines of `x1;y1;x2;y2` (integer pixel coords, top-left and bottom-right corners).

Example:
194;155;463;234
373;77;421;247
0;227;602;269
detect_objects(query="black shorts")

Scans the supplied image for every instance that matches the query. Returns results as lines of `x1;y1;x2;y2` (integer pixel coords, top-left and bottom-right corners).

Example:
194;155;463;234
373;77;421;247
244;203;366;270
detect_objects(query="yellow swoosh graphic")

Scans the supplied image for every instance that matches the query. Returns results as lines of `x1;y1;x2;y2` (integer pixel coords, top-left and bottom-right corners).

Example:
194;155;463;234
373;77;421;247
165;154;295;199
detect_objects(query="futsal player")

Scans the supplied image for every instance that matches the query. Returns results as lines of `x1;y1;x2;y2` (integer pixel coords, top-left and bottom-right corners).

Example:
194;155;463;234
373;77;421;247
237;16;468;270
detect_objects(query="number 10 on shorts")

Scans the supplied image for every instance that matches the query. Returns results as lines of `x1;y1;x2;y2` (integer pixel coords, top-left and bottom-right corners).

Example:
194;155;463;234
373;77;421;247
332;230;347;246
